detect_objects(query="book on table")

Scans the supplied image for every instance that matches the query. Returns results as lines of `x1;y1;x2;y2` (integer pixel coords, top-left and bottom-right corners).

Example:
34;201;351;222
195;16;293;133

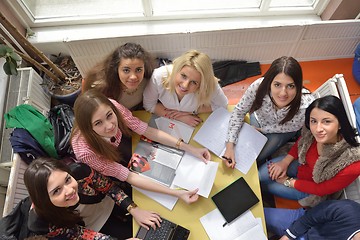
149;114;195;143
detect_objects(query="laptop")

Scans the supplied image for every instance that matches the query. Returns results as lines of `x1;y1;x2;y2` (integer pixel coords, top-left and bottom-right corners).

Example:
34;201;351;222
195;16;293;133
135;217;190;240
211;177;259;224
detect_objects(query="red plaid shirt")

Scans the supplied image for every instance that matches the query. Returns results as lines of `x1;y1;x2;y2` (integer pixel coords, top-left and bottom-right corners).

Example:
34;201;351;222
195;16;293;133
72;99;148;181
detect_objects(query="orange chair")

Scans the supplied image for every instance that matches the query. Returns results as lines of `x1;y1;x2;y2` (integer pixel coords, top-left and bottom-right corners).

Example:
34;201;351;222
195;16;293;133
274;196;302;209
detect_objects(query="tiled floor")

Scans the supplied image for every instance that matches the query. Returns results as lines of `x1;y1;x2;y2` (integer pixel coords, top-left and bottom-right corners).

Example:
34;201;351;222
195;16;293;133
222;58;360;105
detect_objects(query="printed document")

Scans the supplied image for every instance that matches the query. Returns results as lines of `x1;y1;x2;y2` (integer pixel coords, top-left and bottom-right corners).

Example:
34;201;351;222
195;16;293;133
172;153;218;198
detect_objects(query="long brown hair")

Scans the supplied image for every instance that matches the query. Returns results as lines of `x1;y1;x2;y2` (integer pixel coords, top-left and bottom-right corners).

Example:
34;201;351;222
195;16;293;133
84;42;155;99
71;89;131;163
24;158;82;228
249;56;303;124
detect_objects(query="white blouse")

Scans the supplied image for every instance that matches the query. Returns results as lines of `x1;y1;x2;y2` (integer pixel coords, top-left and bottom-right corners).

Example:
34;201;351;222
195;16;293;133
143;65;228;113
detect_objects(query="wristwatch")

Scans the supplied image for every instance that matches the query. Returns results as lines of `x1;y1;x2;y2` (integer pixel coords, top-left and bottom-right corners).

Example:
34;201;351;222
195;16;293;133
284;177;293;187
126;202;138;213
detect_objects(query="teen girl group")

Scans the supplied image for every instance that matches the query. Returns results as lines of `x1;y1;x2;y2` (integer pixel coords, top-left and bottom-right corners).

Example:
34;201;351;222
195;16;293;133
15;43;360;239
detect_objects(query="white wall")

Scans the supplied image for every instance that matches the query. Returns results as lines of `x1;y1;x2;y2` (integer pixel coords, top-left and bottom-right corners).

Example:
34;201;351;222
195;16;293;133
55;20;359;78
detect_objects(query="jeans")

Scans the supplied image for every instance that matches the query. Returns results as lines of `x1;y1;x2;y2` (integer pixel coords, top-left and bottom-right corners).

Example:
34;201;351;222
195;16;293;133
250;114;298;165
264;207;306;238
353;97;360;134
258;155;309;200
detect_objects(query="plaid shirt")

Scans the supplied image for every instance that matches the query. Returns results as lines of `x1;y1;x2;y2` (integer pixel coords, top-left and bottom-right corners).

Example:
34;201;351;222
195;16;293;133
72;99;148;181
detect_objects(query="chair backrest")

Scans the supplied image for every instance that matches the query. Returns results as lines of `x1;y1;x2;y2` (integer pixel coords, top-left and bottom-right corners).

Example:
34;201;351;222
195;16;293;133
2;153;29;217
312;74;359;143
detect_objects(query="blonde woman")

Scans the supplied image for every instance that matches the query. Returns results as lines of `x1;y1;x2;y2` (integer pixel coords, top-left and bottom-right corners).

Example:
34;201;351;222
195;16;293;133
143;50;228;127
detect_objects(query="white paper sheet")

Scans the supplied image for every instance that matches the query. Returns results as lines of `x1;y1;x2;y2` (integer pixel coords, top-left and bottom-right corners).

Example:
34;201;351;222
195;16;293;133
194;107;267;174
172;153;218;198
155;117;194;143
200;208;267;240
133;186;178;210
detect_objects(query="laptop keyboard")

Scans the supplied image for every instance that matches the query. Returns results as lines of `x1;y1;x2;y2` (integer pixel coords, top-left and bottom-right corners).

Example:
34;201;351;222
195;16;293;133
145;218;176;240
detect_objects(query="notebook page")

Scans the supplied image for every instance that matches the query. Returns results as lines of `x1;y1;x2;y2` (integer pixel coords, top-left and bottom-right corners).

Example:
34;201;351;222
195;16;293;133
193;107;230;157
233;123;268;174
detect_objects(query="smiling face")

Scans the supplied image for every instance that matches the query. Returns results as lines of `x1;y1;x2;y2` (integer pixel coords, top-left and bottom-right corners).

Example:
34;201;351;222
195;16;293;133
47;170;79;208
91;103;118;138
118;58;145;90
174;65;201;100
309;107;340;144
270;72;297;109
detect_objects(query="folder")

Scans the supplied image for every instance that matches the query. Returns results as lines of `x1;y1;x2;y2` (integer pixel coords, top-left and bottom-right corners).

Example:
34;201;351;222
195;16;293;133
212;177;259;224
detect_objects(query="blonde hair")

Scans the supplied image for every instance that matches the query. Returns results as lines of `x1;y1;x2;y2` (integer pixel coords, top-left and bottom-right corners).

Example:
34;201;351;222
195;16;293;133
162;50;219;109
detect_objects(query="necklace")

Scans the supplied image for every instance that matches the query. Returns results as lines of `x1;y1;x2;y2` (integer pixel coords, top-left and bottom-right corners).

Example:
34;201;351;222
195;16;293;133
123;87;139;95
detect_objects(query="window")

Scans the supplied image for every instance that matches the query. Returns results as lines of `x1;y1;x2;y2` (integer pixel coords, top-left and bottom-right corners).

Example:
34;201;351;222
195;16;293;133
8;0;329;27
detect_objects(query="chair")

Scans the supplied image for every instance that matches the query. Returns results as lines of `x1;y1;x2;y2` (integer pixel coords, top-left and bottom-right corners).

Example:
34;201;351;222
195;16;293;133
2;153;29;217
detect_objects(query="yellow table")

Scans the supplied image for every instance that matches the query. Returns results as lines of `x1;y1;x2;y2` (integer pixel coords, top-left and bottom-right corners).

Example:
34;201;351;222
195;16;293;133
132;110;266;239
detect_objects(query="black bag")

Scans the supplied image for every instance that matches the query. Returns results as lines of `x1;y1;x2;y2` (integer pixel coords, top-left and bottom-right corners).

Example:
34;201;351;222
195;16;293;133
213;60;261;87
48;104;75;158
0;197;33;239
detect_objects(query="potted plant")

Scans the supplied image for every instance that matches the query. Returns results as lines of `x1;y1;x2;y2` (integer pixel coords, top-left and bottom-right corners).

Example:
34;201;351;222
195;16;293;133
0;12;81;106
0;43;82;106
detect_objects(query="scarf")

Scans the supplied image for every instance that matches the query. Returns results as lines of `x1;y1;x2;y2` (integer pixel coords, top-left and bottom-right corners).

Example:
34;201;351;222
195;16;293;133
297;127;360;207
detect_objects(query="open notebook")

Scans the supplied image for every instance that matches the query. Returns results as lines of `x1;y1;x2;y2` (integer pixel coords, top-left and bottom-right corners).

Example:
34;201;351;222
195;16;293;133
129;136;184;187
193;107;267;174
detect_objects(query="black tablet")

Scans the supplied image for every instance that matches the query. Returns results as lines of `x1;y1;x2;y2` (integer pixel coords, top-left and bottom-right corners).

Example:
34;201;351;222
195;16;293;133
212;177;259;224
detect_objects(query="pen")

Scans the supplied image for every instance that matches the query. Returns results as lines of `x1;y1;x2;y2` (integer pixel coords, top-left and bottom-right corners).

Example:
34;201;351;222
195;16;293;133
222;222;227;227
221;155;232;164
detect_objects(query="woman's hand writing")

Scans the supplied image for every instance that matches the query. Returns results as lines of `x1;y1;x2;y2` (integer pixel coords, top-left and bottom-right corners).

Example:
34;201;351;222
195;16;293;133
130;207;162;230
223;142;236;169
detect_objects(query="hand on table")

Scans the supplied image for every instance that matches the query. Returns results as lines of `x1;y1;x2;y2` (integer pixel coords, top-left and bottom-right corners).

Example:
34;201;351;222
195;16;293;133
189;146;211;164
177;188;199;204
165;110;202;127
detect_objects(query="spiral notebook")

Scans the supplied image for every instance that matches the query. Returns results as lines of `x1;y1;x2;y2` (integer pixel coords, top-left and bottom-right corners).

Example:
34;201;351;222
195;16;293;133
211;177;259;225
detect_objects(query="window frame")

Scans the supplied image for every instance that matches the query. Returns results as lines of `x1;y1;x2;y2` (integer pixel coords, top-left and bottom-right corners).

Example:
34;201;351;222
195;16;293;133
6;0;330;28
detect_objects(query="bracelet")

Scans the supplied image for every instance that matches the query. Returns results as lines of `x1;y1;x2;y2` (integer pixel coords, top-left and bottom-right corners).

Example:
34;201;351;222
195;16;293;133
176;138;184;149
126;202;138;213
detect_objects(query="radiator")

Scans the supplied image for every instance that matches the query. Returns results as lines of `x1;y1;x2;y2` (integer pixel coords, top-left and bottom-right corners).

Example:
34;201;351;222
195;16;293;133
0;67;51;166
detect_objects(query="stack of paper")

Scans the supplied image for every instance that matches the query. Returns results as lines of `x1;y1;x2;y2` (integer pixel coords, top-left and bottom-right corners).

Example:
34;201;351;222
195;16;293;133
200;209;267;240
193;107;267;174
